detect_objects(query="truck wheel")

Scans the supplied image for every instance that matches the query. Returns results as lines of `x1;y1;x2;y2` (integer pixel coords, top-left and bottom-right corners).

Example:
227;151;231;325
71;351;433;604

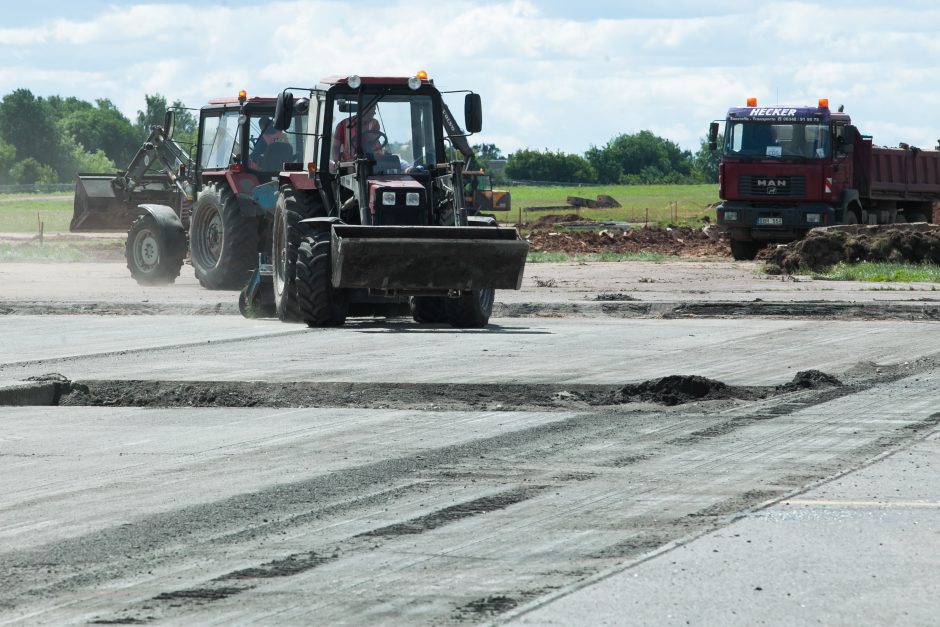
295;232;348;327
273;187;324;321
444;288;494;328
190;184;261;290
730;240;760;261
843;208;860;225
125;214;184;285
906;211;929;224
410;296;447;323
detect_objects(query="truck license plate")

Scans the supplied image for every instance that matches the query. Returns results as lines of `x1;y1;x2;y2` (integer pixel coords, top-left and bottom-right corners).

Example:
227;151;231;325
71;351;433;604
757;217;783;225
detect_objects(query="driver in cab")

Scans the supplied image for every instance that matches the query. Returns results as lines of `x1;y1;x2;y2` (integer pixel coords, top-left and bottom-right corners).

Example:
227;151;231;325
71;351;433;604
330;102;384;171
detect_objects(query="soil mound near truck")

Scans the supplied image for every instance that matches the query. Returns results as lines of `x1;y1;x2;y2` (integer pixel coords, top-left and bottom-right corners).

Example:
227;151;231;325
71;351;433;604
766;224;940;273
526;224;730;258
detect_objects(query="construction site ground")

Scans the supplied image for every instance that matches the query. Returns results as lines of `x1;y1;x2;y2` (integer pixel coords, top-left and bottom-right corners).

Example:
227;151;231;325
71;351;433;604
1;234;939;625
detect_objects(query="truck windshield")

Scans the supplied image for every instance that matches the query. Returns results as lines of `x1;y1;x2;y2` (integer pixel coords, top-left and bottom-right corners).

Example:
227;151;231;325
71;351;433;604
725;121;830;160
330;94;436;173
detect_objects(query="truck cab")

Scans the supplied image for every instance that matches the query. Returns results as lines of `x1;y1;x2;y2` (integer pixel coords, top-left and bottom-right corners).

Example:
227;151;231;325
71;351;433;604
712;98;858;259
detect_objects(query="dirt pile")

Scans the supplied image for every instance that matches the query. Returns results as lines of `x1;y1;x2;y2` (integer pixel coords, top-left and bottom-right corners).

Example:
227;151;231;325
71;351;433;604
526;224;730;257
528;214;583;228
767;224;940;273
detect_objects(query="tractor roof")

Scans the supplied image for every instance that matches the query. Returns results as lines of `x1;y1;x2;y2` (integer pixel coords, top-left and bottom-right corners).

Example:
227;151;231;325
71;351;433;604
320;75;431;87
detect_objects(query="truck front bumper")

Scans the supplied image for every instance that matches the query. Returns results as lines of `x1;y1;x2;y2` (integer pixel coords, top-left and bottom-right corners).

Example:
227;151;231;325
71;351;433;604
716;201;837;242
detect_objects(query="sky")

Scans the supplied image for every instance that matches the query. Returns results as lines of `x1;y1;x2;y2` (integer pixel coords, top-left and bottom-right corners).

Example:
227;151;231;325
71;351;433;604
2;0;940;156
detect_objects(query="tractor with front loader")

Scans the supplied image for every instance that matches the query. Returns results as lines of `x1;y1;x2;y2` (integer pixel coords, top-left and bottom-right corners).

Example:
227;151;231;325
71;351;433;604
71;93;306;288
259;72;528;328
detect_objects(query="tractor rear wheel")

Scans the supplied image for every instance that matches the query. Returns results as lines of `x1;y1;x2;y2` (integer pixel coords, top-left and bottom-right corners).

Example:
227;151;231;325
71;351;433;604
189;184;261;290
410;296;448;323
125;214;184;285
295;232;348;327
444;288;494;328
273;187;324;321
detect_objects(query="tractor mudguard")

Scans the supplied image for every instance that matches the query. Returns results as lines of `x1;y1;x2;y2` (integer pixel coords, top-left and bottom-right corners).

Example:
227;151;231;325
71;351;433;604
137;204;188;259
298;216;344;234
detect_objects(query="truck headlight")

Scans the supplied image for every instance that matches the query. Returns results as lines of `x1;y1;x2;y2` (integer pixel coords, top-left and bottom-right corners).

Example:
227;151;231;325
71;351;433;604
406;192;420;206
382;191;396;205
723;211;738;221
806;213;822;223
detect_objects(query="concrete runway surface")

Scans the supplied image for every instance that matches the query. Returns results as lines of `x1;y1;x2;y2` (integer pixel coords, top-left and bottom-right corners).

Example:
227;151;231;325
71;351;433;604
1;261;939;625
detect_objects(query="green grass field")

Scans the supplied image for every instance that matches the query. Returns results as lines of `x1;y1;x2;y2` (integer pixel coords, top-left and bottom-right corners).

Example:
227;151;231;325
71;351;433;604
0;192;73;233
808;262;940;283
506;183;719;225
0;186;720;233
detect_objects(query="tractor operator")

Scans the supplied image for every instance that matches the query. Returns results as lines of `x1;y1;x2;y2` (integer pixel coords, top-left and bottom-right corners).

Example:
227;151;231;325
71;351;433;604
330;102;385;171
249;116;288;170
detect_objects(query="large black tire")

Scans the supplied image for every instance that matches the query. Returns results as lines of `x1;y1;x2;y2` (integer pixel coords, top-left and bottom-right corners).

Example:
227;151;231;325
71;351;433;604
444;288;494;328
125;215;184;285
295;232;348;327
843;208;860;225
410;296;448;323
730;239;760;261
189;184;262;290
906;211;929;224
273;187;324;321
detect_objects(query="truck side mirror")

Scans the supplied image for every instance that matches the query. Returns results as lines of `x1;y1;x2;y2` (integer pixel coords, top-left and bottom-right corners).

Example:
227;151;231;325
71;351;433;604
163;110;176;140
465;93;482;134
708;122;720;151
273;92;294;131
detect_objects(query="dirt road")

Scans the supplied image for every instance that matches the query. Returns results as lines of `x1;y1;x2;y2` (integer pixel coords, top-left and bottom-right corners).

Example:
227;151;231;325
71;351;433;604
1;260;939;625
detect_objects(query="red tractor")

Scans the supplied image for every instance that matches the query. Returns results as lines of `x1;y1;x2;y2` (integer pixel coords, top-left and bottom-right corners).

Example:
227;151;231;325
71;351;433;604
72;93;306;288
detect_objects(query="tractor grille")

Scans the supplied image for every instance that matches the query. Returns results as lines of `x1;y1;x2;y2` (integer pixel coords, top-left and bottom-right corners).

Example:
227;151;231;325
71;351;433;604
738;175;805;198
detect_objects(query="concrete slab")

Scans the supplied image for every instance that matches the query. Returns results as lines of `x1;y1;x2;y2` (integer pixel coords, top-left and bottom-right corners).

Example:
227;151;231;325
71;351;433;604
1;316;937;386
506;432;940;627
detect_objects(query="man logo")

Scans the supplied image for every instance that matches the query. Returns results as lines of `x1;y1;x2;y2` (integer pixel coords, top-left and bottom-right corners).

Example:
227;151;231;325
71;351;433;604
756;178;787;194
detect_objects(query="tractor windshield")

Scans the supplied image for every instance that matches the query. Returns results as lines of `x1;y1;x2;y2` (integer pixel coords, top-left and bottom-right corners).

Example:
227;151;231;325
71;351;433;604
330;94;437;174
724;121;830;160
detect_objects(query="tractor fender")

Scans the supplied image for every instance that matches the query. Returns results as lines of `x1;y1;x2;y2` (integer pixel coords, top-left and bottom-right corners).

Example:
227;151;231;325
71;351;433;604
467;215;498;227
298;216;343;234
136;203;188;258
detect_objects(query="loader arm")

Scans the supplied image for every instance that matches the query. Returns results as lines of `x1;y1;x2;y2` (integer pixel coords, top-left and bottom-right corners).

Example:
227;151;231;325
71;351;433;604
113;125;192;200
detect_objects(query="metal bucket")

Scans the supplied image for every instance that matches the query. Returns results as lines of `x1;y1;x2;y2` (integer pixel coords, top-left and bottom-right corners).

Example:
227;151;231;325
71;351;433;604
330;224;528;292
70;175;136;232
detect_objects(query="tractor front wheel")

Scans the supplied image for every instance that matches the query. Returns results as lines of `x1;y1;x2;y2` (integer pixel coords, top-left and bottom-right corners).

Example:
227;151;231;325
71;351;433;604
295;232;348;327
444;288;494;328
125;214;184;285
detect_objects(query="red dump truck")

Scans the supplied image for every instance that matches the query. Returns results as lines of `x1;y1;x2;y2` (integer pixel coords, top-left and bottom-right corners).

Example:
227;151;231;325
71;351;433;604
710;98;940;259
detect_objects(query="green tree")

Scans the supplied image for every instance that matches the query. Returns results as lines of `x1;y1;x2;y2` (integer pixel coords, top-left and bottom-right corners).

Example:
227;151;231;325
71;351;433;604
10;157;57;184
505;149;596;183
59;99;139;165
0;137;16;184
136;94;196;141
0;89;61;167
692;134;722;183
586;130;694;184
471;143;504;162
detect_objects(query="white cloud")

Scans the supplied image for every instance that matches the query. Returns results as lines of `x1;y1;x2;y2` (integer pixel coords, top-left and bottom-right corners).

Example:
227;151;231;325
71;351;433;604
1;0;939;155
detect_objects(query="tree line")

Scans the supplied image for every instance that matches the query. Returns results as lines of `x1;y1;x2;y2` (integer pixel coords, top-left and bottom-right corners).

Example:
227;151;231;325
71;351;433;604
0;89;195;185
500;130;720;185
0;87;719;186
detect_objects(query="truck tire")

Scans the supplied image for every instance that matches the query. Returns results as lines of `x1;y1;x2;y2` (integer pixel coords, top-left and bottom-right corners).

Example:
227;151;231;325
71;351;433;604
125;214;184;285
843;208;860;225
906;211;929;224
410;296;447;323
189;184;261;290
444;288;494;328
273;187;324;321
730;239;760;261
295;232;348;327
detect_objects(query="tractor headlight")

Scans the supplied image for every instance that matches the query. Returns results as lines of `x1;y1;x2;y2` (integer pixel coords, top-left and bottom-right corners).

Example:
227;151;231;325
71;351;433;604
406;192;420;206
806;213;822;223
382;191;396;205
347;75;362;89
408;76;421;90
723;211;738;222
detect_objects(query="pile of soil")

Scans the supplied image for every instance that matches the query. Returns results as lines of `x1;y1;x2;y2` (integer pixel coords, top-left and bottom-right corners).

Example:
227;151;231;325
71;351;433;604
528;214;583;228
767;224;940;273
526;225;730;258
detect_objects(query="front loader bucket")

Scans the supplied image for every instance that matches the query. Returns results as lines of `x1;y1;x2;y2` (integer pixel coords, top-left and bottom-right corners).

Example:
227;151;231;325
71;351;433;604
330;225;528;292
70;175;137;232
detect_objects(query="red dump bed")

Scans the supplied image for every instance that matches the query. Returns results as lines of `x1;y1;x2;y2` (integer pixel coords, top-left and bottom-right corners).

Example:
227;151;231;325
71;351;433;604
855;138;940;201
